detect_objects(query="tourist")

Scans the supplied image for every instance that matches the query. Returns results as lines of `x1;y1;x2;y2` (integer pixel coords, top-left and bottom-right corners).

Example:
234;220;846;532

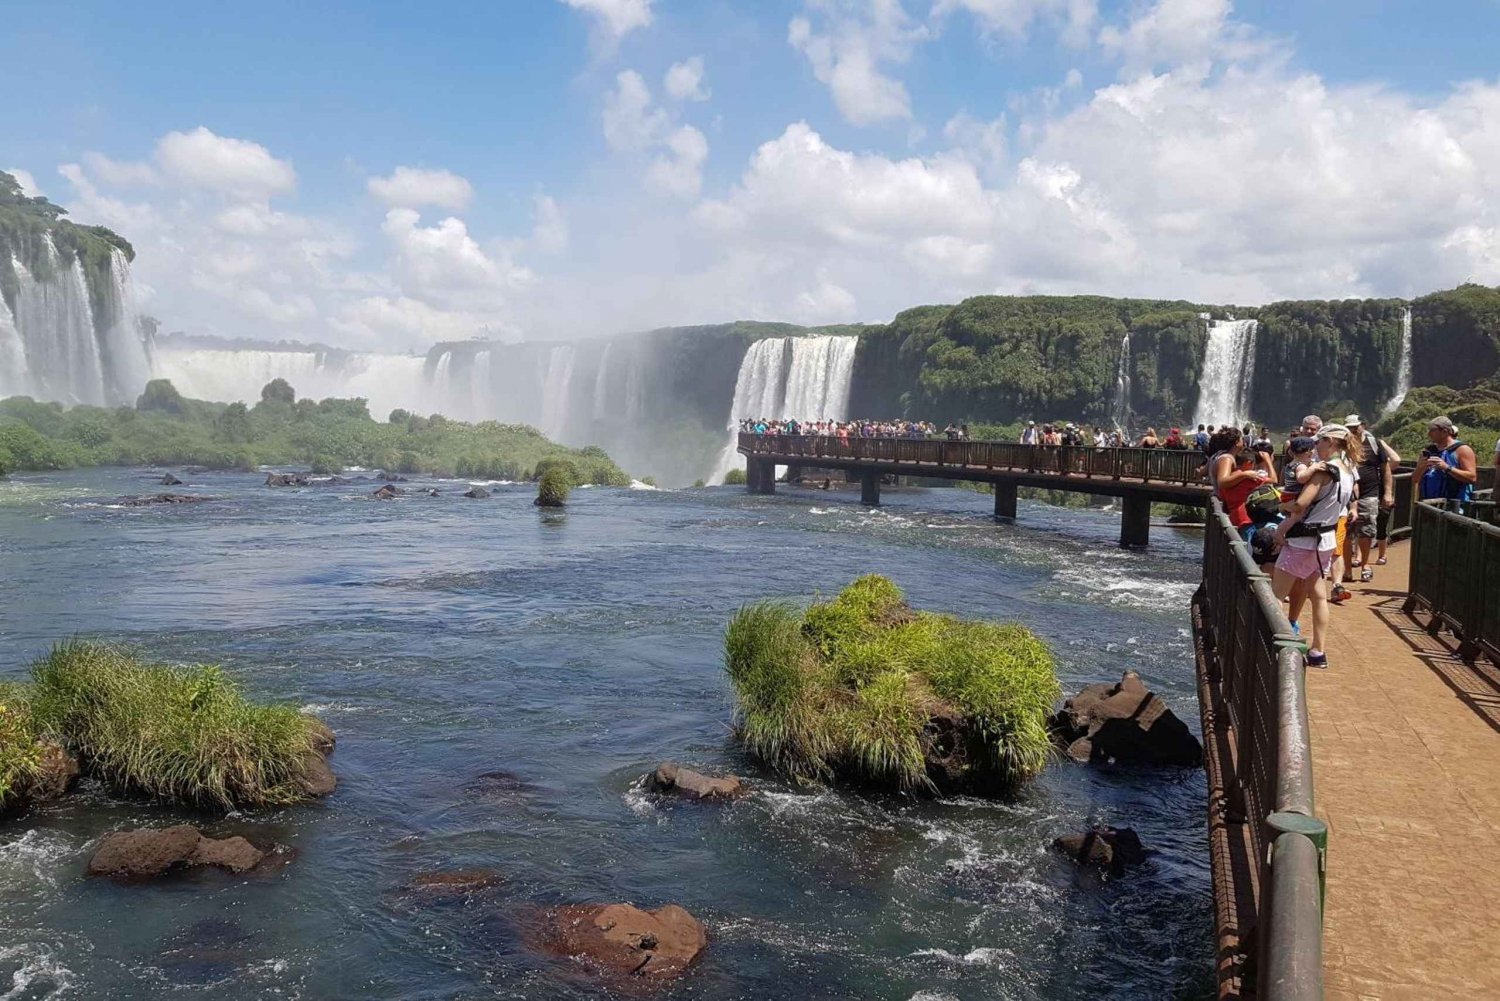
1138;427;1160;448
1020;420;1038;445
1194;424;1209;452
1217;447;1271;543
1418;416;1478;511
1283;436;1317;491
1493;433;1500;486
1342;414;1395;581
1272;425;1361;666
1373;437;1402;566
1163;427;1185;449
1301;414;1323;436
1204;426;1244;487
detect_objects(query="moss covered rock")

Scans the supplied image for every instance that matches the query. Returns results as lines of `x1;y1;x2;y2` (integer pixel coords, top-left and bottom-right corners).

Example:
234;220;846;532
724;575;1060;794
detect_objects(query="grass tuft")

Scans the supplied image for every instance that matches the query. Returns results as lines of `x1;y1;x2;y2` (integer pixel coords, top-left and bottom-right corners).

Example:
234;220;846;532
724;576;1060;793
0;682;42;807
25;641;322;810
535;466;571;507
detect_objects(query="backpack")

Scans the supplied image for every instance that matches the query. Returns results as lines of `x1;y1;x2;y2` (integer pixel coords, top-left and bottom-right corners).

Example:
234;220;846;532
1246;482;1283;524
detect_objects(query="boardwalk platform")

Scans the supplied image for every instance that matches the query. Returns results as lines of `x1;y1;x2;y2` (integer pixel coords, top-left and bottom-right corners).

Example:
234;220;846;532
1310;540;1500;999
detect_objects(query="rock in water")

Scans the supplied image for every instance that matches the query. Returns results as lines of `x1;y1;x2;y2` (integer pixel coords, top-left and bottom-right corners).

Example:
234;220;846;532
29;740;80;801
88;826;278;879
1052;826;1151;871
645;762;746;801
1049;672;1203;767
160;473;184;485
377;471;408;482
296;753;338;797
115;494;214;506
542;903;707;982
463;486;490;499
264;472;311;487
399;869;505;901
373;484;402;500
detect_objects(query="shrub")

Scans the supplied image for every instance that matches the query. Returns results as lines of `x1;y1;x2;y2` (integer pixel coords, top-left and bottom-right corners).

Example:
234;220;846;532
533;456;580;486
0;682;42;808
536;466;571;507
723;467;748;486
26;642;322;810
310;454;342;475
724;575;1060;793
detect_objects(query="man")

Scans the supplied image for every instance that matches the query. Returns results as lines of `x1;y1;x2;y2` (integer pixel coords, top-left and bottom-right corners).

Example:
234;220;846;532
1020;420;1038;445
1301;414;1323;435
1194;424;1209;452
1418;416;1478;510
1342;414;1394;582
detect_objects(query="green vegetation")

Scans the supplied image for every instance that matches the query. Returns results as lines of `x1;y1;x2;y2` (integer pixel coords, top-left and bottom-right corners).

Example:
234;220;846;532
722;467;748;486
16;642;321;810
724;575;1060;793
535;465;571;507
1373;372;1500;459
0;683;42;808
0;378;631;484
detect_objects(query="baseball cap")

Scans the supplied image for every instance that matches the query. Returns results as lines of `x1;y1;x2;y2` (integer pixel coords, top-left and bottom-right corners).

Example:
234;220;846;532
1317;423;1350;442
1429;416;1456;433
1344;413;1363;426
1289;436;1317;453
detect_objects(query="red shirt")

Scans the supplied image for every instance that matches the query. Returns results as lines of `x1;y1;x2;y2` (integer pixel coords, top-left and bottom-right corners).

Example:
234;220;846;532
1218;471;1268;528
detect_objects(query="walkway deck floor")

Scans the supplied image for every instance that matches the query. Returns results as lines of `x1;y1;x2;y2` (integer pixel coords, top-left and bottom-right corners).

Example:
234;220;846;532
1309;540;1500;999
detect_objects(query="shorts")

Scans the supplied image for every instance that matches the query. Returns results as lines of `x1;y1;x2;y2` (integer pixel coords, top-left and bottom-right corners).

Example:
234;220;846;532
1277;544;1333;581
1354;496;1379;538
1335;516;1347;554
1376;505;1392;541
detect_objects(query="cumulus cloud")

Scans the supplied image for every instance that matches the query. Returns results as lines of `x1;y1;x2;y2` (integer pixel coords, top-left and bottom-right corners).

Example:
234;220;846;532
601;70;708;198
1098;0;1268;76
788;0;928;126
5;168;44;197
153;127;296;197
932;0;1098;46
367;166;474;211
531;194;569;255
664;56;710;102
559;0;653;40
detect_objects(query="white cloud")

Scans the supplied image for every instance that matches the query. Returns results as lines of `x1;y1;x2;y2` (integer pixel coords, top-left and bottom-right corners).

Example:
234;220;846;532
932;0;1098;46
531;194;569;255
788;0;928;126
559;0;653;40
80;152;159;187
664;56;710;102
603;70;669;151
367;166;474;211
646;125;709;198
153;127;296;197
380;208;532;306
5;168;43;197
1098;0;1268;76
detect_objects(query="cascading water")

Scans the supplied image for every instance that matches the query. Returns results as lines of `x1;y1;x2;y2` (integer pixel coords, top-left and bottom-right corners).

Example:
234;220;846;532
1111;332;1132;429
469;350;492;422
1382;306;1413;415
1192;318;1258;430
709;335;858;484
540;344;576;440
592;342;613;422
0;293;29;398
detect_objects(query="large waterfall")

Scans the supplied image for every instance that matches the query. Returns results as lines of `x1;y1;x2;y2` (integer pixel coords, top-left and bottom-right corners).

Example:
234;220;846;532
1111;332;1132;429
709;335;858;484
1193;318;1259;430
1383;306;1413;415
0;236;152;406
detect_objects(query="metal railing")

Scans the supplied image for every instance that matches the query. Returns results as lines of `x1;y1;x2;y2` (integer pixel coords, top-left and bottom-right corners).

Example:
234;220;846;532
1196;498;1325;1000
1391;466;1496;540
738;433;1210;487
1407;497;1500;667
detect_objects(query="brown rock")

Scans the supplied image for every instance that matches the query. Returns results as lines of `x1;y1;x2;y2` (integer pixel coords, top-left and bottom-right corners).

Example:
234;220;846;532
401;869;505;899
88;825;205;877
1049;672;1203;768
296;753;337;797
545;903;707;981
188;836;265;873
373;484;402;499
1052;826;1151;872
304;717;336;754
29;740;80;801
645;762;745;801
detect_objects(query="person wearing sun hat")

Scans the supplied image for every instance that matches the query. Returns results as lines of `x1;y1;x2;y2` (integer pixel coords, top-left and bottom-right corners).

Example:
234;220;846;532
1341;413;1395;581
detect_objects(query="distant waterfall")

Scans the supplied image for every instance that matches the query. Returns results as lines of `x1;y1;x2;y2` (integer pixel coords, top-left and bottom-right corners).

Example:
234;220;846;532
1;236;151;406
709;335;858;484
1192;318;1259;430
592;342;614;422
1382;307;1413;415
1111;332;1132;428
148;347;430;420
540;344;576;439
470;350;492;422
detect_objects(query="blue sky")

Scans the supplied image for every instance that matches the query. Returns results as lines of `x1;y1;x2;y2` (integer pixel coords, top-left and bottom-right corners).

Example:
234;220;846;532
5;0;1500;348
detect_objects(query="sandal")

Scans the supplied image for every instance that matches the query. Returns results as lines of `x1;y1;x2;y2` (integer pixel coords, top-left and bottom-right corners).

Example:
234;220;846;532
1376;556;1388;565
1351;558;1362;568
1307;651;1328;668
1360;568;1374;582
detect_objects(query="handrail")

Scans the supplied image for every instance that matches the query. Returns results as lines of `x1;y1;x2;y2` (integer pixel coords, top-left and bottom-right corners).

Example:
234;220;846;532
1196;497;1324;1001
737;433;1210;488
1406;497;1500;667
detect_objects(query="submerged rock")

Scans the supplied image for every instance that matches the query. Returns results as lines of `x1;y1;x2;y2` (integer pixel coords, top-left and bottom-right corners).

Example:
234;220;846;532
115;493;214;506
644;762;746;801
373;484;403;500
540;903;707;982
159;472;184;486
1049;672;1203;768
1052;825;1151;871
463;486;490;499
464;770;535;804
399;869;505;901
156;919;256;986
88;825;275;879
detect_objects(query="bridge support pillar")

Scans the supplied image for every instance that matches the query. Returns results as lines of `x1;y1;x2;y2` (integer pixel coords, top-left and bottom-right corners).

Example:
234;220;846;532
1120;494;1151;547
860;470;881;507
993;481;1017;520
747;458;776;494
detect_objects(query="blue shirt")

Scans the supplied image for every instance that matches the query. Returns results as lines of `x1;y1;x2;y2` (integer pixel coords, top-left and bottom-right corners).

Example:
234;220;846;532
1419;441;1474;505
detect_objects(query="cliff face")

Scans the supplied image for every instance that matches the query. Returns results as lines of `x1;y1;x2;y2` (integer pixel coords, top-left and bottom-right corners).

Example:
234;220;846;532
1411;284;1500;390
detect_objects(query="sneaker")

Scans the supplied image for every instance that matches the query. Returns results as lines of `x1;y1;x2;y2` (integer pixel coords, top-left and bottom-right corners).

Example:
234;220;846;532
1330;586;1353;605
1307;650;1328;668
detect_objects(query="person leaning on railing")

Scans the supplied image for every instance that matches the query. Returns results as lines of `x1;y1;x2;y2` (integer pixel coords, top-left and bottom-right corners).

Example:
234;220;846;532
1418;416;1478;512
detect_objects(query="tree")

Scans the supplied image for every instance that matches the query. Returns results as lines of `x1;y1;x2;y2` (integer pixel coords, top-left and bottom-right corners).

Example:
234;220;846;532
216;402;252;443
137;379;186;415
260;379;296;406
388;408;410;425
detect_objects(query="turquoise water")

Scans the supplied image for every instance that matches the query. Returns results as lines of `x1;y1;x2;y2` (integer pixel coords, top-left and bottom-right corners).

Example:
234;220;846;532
0;469;1212;999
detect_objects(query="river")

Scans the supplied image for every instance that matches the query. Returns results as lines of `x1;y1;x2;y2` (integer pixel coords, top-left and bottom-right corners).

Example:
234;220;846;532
0;468;1212;1000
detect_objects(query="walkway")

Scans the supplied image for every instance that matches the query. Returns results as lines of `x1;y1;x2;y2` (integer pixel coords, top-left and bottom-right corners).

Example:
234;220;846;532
1309;540;1500;999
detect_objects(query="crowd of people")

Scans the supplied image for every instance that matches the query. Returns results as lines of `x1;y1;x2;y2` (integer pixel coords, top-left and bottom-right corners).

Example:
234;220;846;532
738;418;964;439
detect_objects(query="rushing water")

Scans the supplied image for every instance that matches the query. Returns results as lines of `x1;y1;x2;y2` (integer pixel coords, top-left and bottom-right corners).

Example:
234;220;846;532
1192;319;1258;430
1111;333;1132;430
0;469;1212;1000
1383;306;1413;416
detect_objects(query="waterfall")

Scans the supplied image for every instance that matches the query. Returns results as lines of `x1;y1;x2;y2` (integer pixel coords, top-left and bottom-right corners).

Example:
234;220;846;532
98;248;152;402
0;293;29;399
1111;332;1132;428
470;350;492;422
709;335;858;484
540;344;576;439
1192;318;1259;430
592;342;614;422
1383;306;1413;415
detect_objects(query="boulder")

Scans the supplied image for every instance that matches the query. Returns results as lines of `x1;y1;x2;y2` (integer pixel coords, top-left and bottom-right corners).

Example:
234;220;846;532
373;484;402;500
1049;672;1203;768
296;753;337;798
304;717;336;754
160;473;184;486
542;903;707;981
264;472;311;487
88;826;283;879
426;488;440;497
116;494;214;506
1052;825;1151;871
29;740;80;802
645;762;745;801
463;486;490;499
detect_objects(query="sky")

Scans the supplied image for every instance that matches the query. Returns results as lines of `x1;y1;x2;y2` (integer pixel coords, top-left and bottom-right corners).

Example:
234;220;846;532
5;0;1500;351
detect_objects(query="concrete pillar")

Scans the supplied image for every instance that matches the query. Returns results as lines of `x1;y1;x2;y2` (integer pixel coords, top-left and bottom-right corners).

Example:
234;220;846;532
860;470;881;507
993;481;1018;521
751;458;777;495
1120;494;1151;547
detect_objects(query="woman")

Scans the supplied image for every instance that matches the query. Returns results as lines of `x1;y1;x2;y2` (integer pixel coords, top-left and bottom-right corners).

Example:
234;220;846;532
1218;447;1271;543
1272;425;1362;667
1138;427;1160;448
